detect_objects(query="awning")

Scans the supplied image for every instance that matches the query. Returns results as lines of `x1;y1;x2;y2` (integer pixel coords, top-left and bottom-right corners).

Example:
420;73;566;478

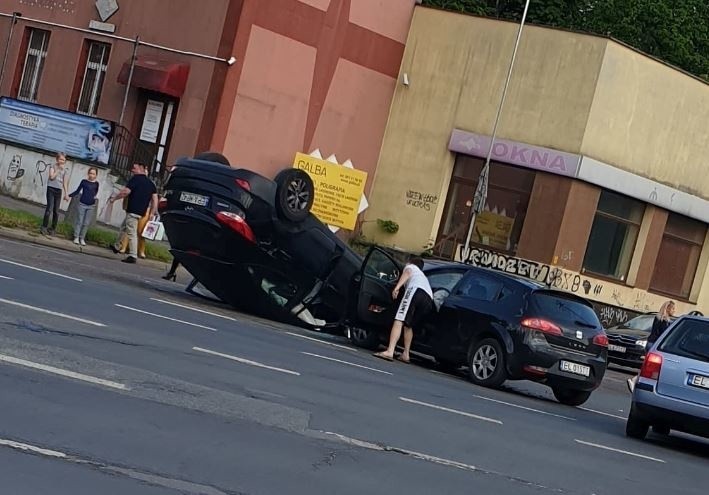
117;57;190;98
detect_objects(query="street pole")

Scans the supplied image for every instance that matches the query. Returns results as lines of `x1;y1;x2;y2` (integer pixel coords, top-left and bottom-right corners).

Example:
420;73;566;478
461;0;531;263
119;36;139;125
0;12;21;92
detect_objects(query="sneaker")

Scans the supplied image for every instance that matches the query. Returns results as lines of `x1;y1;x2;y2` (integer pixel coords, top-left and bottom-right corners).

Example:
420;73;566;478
48;229;55;236
73;237;80;245
110;245;120;254
80;239;86;246
40;227;49;235
121;256;137;264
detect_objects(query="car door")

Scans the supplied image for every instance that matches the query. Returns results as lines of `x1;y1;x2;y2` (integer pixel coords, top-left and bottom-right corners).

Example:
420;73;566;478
414;268;467;354
354;247;402;333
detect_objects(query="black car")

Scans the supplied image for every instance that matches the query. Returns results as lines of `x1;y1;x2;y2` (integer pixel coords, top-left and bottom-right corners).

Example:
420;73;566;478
159;156;362;327
606;315;658;368
352;248;608;406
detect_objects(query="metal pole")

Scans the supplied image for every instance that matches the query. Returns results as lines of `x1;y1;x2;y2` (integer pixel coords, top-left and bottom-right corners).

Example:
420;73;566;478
119;36;139;125
461;0;531;262
0;12;20;92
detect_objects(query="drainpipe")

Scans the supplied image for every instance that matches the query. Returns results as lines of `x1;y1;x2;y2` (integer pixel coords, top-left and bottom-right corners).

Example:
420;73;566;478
118;35;139;125
0;12;21;92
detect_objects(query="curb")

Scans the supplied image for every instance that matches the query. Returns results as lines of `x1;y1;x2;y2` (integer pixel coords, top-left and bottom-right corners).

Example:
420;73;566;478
0;226;169;270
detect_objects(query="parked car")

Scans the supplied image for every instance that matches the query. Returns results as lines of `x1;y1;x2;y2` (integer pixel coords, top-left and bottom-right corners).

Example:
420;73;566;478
606;315;659;368
353;249;608;406
626;316;709;440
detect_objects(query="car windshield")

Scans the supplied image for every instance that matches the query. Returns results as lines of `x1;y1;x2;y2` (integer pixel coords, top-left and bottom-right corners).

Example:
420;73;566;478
658;319;709;363
530;291;599;328
619;315;655;330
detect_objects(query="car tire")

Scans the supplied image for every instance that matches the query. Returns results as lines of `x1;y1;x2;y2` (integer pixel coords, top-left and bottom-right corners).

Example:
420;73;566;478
625;406;649;439
467;338;507;388
349;326;380;350
274;169;314;223
552;387;592;406
652;425;670;435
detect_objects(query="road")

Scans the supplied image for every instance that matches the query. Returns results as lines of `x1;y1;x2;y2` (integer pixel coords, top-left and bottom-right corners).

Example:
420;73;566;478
0;236;707;495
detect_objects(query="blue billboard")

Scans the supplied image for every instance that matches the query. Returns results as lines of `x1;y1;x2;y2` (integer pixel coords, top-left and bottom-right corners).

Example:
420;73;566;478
0;97;114;166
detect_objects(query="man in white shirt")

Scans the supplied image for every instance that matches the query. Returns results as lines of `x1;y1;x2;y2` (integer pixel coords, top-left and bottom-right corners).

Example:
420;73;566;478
374;256;433;363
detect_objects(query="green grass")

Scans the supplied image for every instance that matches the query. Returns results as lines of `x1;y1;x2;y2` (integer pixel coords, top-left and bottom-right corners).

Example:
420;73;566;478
0;206;171;262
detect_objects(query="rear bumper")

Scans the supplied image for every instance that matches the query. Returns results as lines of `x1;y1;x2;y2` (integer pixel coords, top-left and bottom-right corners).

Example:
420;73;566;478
632;390;709;437
608;351;644;368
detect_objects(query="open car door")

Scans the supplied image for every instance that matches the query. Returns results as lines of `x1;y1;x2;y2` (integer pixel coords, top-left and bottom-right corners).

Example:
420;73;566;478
354;247;403;332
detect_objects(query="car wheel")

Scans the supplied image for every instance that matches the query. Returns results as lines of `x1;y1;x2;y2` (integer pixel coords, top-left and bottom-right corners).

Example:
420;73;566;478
652;425;670;435
349;326;380;350
625;406;649;439
274;169;314;222
552;387;592;406
467;338;507;387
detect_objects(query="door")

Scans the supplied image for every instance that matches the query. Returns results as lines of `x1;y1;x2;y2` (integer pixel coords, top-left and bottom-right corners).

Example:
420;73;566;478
135;90;178;178
355;247;402;331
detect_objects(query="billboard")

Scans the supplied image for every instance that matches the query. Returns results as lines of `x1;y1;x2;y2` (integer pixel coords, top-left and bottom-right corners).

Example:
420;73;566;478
0;97;114;166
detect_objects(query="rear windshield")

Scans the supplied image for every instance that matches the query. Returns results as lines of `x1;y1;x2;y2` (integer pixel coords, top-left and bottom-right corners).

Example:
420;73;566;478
658;319;709;363
530;292;600;328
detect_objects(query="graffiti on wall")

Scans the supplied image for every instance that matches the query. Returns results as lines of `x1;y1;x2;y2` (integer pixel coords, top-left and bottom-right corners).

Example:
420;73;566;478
6;155;24;181
34;160;50;188
593;303;636;328
405;190;438;211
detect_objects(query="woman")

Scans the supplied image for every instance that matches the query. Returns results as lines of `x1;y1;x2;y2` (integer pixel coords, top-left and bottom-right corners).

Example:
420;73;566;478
69;167;99;246
40;152;69;235
627;300;675;392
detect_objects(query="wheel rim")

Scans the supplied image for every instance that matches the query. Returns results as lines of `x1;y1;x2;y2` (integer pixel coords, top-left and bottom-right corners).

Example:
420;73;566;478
472;344;498;381
351;327;369;342
286;178;310;211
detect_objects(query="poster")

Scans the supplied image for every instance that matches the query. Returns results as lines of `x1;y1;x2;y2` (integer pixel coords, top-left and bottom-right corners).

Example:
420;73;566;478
140;100;164;143
0;97;114;165
293;152;367;230
474;210;514;251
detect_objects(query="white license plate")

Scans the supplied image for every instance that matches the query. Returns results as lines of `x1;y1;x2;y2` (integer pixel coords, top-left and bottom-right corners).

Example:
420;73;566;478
608;344;626;353
180;192;209;207
689;374;709;389
560;360;591;377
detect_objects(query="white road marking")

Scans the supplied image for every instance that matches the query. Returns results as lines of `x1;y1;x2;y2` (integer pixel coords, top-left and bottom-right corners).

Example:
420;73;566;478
150;298;238;321
0;298;105;327
302;352;392;375
287;332;357;352
399;397;503;425
0;275;14;280
115;304;217;332
473;394;576;421
0;438;67;458
0;258;82;281
0;354;128;390
192;347;300;376
574;439;665;463
579;407;627;420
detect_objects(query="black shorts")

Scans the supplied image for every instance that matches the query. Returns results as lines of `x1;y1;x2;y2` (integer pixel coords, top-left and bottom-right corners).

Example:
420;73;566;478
395;287;433;330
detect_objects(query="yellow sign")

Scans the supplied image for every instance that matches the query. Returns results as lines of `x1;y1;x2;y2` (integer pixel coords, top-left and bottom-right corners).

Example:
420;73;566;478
293;152;367;230
475;211;514;250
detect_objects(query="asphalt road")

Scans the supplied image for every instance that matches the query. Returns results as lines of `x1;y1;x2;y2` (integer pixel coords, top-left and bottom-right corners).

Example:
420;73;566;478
0;236;707;495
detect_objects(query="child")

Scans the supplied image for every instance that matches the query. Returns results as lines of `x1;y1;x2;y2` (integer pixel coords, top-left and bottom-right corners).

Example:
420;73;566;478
69;167;100;246
40;152;69;235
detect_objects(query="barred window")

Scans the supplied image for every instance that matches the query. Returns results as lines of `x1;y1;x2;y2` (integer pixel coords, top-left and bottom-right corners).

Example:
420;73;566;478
76;41;111;116
17;28;50;102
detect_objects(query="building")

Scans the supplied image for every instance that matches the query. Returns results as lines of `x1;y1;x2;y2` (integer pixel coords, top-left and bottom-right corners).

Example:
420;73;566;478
363;7;709;324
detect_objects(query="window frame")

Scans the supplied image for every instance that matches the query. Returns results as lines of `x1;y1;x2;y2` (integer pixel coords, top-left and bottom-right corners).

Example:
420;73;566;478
75;41;111;116
17;28;50;102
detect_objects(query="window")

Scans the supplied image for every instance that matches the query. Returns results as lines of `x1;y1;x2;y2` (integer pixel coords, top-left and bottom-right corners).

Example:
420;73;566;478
658;319;709;363
583;191;644;281
650;213;706;299
76;41;111;115
17;28;50;102
427;270;466;292
455;273;502;301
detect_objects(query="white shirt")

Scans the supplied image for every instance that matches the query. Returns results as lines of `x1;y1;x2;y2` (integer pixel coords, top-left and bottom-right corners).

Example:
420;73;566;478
403;264;432;298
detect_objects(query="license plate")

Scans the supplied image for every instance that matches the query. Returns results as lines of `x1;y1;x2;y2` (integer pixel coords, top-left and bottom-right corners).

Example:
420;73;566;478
180;192;209;207
689;374;709;389
560;360;591;377
608;344;626;353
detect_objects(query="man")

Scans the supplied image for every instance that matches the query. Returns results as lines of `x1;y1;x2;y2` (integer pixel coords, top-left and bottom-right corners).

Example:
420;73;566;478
109;163;158;264
373;256;433;363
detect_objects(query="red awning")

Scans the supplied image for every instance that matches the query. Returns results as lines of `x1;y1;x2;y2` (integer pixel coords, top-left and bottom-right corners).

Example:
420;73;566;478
117;57;190;98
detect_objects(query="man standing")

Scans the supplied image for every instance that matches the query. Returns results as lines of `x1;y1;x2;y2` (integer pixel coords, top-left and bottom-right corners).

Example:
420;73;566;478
374;256;433;363
109;163;158;264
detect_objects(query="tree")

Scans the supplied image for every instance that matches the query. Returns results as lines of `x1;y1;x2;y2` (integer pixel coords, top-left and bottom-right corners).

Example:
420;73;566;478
422;0;709;80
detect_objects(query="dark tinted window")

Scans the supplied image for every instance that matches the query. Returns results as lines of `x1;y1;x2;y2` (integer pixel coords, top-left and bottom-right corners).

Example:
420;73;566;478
658;319;709;363
427;270;465;292
455;274;502;301
530;292;600;328
620;315;655;330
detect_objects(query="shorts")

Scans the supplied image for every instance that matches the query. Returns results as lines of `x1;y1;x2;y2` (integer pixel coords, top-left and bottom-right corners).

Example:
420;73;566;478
395;287;433;330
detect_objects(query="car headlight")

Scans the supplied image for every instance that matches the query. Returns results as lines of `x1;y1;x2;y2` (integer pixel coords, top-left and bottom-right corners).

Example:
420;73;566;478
636;339;647;348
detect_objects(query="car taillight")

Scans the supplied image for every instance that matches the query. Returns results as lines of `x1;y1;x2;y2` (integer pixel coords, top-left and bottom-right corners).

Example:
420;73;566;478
521;318;562;336
593;333;608;347
639;351;663;380
158;198;168;212
235;178;250;191
216;211;255;243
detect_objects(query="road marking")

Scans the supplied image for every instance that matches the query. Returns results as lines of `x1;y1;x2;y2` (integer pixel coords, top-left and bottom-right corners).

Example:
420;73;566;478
0;354;128;390
574;439;665;463
0;298;105;327
399;397;502;425
115;304;217;332
150;298;238;321
0;258;82;282
473;394;576;421
0;275;14;280
579;407;626;420
287;332;357;352
192;347;300;376
302;352;392;375
0;438;67;458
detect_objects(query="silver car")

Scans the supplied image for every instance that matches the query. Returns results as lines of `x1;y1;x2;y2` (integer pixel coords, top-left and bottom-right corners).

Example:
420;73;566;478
626;316;709;440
